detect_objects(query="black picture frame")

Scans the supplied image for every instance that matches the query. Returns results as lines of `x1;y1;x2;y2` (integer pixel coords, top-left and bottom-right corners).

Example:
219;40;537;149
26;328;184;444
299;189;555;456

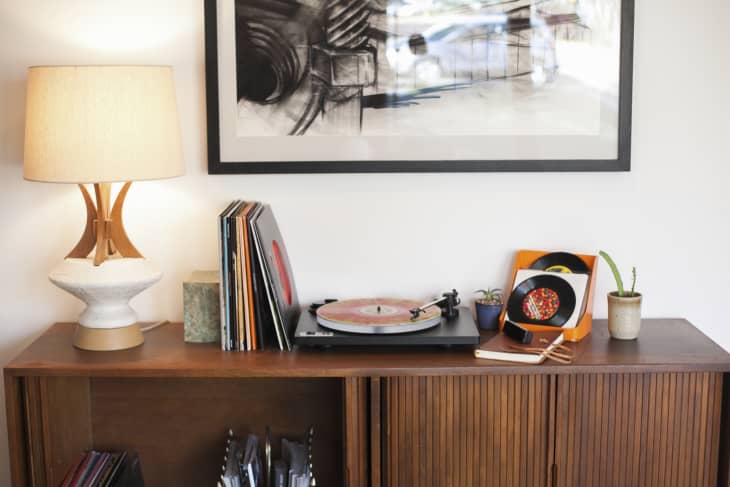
205;0;635;174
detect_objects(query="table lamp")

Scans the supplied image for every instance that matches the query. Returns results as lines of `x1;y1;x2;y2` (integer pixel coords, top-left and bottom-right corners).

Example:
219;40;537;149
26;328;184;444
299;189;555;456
24;65;184;351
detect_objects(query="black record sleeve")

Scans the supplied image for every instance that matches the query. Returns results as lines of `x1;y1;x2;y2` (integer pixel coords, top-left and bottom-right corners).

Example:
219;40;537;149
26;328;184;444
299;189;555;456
253;205;299;351
247;203;276;349
251;208;286;350
218;200;240;351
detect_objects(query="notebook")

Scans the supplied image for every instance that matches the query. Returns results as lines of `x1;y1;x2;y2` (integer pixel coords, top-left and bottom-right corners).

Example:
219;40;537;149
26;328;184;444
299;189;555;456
474;331;565;364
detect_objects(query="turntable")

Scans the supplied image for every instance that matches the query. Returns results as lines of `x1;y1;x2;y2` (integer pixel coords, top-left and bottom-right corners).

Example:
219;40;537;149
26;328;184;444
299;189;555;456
294;290;480;347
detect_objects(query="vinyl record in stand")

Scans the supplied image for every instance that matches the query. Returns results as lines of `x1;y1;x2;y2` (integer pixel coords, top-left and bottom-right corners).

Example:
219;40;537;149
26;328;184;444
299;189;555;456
506;274;577;327
529;251;590;274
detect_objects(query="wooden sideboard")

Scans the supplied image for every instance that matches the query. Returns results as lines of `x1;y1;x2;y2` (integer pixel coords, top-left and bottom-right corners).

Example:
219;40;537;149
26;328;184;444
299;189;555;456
5;319;730;486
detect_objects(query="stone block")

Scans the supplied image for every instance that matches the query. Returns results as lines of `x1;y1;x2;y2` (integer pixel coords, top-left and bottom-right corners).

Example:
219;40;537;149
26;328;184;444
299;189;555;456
183;271;221;343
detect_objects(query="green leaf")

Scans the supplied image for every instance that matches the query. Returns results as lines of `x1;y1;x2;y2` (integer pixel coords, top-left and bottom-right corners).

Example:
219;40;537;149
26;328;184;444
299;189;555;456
599;250;625;296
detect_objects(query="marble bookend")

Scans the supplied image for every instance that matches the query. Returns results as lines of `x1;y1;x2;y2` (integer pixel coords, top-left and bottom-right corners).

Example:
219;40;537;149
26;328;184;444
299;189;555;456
183;270;221;343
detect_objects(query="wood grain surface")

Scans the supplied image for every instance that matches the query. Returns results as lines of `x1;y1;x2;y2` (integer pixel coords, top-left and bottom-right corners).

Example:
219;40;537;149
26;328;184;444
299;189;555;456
5;319;730;378
344;377;369;487
554;372;723;487
381;375;552;487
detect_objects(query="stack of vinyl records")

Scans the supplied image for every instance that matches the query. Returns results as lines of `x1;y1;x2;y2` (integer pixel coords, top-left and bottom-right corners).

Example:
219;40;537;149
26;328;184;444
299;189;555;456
60;450;143;487
220;428;315;487
218;201;299;351
220;432;262;487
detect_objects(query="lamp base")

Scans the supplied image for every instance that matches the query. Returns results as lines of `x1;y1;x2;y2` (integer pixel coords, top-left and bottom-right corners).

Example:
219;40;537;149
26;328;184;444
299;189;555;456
49;258;161;351
73;323;144;351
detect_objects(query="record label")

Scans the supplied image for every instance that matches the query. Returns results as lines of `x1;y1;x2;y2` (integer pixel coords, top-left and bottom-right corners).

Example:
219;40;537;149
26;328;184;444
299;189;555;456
522;288;560;320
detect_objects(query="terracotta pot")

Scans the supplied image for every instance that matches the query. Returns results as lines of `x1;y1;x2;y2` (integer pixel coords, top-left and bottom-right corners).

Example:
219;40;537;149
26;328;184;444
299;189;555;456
607;292;642;340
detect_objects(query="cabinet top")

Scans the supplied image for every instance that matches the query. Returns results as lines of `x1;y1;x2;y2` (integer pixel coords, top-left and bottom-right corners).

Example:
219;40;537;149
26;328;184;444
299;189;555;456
5;319;730;378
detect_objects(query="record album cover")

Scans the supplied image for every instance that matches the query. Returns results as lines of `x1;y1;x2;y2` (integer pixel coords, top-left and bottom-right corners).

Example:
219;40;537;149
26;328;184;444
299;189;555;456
252;205;299;350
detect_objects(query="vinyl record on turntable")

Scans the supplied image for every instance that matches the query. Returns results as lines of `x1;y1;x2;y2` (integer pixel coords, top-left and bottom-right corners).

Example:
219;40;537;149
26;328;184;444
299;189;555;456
507;274;576;327
316;298;442;334
529;252;590;274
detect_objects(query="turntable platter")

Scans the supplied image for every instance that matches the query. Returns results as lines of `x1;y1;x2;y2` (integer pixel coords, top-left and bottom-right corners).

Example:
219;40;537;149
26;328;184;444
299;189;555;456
316;298;442;334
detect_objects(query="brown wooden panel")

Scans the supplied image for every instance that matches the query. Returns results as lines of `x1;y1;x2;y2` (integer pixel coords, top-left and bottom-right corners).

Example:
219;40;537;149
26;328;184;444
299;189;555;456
382;375;552;487
370;377;382;487
90;377;342;487
23;377;46;487
344;377;369;487
39;377;92;486
555;372;723;487
4;374;29;487
9;376;93;487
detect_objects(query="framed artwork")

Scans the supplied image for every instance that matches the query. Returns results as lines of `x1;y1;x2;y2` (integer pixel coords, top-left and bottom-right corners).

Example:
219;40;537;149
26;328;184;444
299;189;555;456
205;0;634;173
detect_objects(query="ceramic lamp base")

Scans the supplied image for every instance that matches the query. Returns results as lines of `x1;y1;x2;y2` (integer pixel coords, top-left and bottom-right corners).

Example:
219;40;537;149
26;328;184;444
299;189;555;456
73;323;144;351
49;258;161;351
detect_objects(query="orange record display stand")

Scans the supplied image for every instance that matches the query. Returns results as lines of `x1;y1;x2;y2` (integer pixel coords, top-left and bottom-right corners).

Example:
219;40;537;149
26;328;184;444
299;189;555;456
499;250;598;342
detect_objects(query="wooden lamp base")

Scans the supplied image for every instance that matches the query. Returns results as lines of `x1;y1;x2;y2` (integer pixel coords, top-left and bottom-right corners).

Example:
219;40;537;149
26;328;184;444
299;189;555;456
68;181;143;266
73;323;144;351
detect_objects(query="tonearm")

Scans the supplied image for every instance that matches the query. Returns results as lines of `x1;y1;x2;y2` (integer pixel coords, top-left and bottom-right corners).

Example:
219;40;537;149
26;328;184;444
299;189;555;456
409;289;460;321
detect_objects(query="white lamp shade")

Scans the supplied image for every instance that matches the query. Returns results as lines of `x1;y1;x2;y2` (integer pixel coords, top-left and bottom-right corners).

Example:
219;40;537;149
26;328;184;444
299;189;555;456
24;65;184;183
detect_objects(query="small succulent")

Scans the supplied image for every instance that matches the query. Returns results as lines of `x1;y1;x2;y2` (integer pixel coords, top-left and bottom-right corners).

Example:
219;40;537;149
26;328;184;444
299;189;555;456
599;250;638;297
474;288;503;305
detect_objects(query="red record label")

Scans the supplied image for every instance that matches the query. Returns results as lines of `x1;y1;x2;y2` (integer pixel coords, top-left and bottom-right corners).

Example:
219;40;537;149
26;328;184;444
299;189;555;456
272;240;292;305
522;288;560;320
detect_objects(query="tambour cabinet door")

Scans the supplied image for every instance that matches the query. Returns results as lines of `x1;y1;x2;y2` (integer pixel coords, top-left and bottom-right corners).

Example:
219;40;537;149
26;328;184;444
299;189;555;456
554;372;723;487
382;375;553;487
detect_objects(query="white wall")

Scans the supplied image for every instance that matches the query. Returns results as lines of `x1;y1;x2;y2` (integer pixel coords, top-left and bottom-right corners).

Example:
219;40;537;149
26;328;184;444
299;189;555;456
0;0;729;483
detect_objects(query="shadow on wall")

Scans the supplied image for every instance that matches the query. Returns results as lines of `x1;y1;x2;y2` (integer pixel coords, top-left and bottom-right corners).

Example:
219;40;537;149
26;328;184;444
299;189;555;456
0;79;26;168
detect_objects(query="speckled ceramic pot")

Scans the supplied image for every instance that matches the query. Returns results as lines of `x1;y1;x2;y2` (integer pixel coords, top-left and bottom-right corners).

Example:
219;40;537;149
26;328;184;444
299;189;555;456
607;292;642;340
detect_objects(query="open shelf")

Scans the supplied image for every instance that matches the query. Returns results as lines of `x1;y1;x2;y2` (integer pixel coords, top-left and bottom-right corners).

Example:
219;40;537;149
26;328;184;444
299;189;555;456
90;377;342;485
13;375;347;486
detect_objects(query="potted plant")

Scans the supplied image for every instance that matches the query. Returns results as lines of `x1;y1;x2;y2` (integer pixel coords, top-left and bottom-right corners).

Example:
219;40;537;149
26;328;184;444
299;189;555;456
474;288;503;331
599;251;642;340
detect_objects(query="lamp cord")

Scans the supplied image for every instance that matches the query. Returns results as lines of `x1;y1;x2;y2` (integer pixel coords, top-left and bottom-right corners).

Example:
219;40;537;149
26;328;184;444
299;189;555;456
140;320;170;333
